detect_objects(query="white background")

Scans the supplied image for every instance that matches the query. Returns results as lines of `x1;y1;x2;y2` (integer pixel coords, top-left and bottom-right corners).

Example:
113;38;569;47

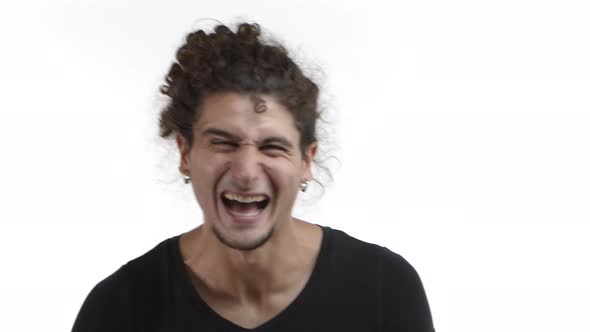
1;0;589;331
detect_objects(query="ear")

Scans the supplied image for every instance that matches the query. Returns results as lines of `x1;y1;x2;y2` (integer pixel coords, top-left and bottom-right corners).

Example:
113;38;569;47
176;134;191;176
302;141;318;181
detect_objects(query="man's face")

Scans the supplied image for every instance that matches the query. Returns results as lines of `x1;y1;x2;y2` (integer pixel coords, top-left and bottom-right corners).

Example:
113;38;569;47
178;92;316;251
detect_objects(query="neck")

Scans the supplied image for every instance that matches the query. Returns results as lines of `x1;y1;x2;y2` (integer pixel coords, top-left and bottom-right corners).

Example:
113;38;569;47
181;218;320;303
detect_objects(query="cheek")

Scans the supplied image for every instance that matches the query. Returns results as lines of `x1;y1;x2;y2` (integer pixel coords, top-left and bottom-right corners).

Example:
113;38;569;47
263;159;303;192
191;154;229;197
192;149;228;175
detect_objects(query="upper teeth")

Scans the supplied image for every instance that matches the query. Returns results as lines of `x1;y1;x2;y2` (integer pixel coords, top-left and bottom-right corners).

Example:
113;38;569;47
223;193;267;203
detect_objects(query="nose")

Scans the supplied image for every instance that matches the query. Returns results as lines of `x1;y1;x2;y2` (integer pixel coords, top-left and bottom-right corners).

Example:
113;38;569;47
230;144;261;189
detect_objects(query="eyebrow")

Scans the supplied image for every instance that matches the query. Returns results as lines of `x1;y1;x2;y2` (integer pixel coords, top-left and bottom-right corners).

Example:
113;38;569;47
201;128;241;141
202;127;294;149
259;136;294;149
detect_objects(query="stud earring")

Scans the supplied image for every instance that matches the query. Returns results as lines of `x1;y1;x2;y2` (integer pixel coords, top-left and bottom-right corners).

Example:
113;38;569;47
183;175;191;184
300;180;309;192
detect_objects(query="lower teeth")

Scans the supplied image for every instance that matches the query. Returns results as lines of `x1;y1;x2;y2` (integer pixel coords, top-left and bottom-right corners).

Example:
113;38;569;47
225;200;261;215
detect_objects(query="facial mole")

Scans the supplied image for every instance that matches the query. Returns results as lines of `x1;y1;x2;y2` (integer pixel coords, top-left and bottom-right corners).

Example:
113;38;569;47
250;94;267;113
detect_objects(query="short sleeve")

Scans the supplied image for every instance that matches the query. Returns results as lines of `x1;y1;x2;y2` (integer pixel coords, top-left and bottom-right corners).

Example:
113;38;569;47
72;267;131;332
379;248;435;332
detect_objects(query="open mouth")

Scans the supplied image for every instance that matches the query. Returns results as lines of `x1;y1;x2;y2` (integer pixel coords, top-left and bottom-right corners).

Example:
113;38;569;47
221;192;270;219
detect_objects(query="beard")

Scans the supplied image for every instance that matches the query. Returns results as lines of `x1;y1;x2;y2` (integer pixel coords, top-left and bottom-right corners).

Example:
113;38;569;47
211;225;275;251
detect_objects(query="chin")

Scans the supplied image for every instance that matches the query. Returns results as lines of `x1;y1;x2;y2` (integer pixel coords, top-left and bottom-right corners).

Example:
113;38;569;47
211;223;275;251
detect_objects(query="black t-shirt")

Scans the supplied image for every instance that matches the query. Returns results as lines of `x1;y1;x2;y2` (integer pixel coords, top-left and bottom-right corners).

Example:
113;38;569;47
73;226;435;331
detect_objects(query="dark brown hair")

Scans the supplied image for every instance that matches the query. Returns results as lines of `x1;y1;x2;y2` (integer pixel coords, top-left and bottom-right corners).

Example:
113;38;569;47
158;22;320;155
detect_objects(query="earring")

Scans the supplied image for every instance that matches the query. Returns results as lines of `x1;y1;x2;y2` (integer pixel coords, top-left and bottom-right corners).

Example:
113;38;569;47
300;180;308;192
183;175;191;184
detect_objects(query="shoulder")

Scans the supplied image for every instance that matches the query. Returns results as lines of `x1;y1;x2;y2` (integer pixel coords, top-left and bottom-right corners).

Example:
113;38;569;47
72;237;178;331
323;226;384;259
321;226;435;331
379;247;435;331
322;226;423;278
72;265;131;331
319;226;401;290
323;227;405;271
123;236;178;282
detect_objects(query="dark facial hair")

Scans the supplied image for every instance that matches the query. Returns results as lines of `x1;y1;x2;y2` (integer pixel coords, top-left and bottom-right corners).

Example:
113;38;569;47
212;224;275;251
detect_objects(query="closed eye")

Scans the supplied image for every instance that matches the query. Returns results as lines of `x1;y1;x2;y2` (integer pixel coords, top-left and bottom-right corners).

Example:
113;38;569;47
261;144;287;152
212;140;236;145
210;140;239;149
260;144;292;157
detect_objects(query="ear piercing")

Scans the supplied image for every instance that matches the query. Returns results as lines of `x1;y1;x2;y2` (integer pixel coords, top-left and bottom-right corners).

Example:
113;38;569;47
300;180;309;192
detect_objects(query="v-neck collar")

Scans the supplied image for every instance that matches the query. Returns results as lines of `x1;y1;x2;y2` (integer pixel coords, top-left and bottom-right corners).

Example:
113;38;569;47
172;225;332;331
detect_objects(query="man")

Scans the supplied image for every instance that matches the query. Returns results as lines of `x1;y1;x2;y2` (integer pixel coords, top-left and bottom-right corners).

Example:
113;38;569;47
73;22;435;332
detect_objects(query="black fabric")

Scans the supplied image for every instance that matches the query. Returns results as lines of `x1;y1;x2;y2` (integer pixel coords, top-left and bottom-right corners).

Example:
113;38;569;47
72;226;435;332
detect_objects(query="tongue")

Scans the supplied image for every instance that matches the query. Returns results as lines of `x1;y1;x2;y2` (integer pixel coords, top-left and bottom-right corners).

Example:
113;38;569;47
227;201;260;214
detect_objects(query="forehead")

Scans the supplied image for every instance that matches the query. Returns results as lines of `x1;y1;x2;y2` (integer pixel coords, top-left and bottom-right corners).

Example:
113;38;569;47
195;92;299;138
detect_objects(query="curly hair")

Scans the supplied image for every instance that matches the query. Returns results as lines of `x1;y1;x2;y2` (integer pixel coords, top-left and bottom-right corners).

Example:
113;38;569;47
158;23;320;156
